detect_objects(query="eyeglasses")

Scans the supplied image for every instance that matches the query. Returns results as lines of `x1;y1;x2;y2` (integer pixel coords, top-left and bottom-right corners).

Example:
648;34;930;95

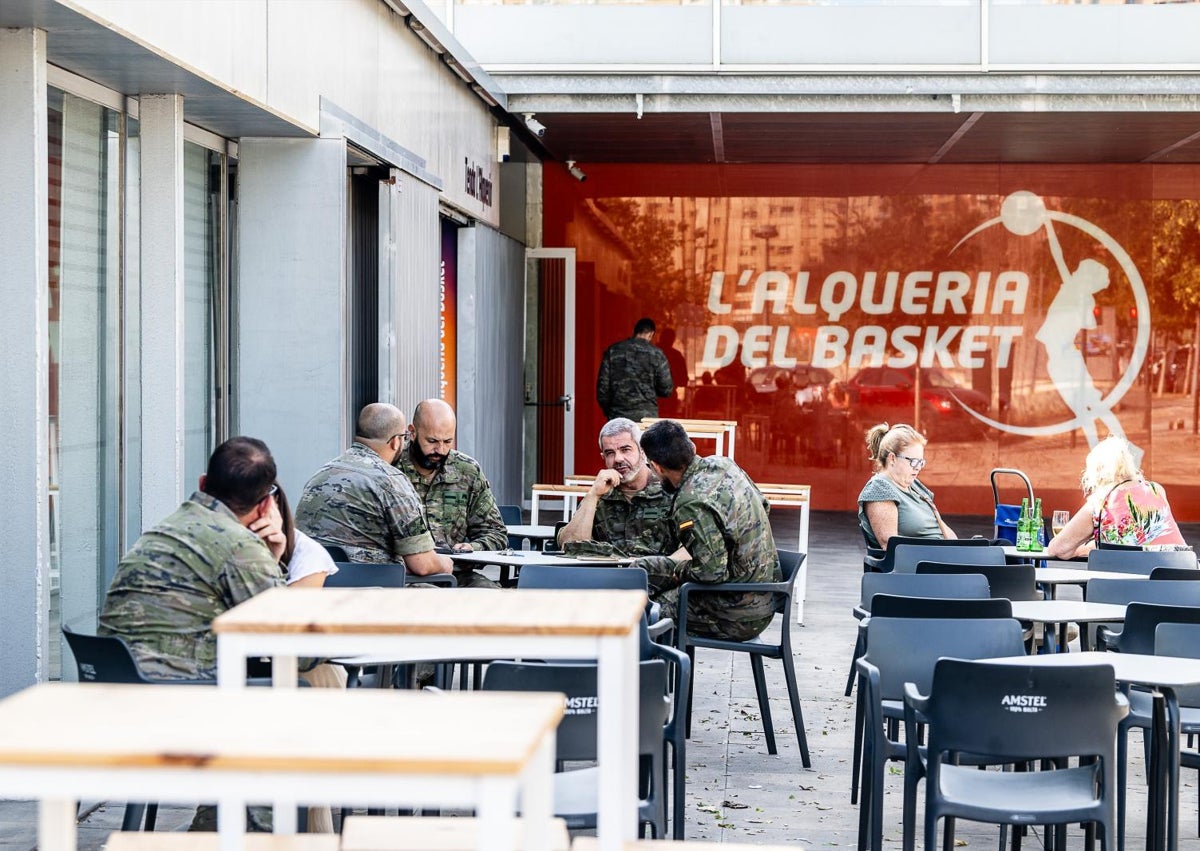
262;483;279;501
389;433;411;448
895;453;927;471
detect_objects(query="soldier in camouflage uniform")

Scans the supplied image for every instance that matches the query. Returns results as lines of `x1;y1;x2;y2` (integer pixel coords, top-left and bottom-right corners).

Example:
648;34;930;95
395;399;507;589
596;317;674;422
634;419;781;642
559;417;675;557
99;436;288;833
99;436;287;680
295;403;454;579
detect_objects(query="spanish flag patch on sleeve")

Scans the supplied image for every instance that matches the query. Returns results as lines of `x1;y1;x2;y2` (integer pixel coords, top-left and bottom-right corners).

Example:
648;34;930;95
678;519;694;532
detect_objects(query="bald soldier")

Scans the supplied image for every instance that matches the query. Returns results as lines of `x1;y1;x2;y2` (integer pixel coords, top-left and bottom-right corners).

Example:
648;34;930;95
394;399;507;589
295;403;453;577
635;419;781;642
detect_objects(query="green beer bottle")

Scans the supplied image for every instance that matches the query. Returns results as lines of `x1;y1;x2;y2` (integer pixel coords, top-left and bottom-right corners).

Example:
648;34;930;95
1030;498;1044;551
1016;497;1031;551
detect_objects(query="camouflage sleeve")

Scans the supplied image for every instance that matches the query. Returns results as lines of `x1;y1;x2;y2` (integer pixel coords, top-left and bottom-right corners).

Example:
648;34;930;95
653;349;674;398
596;349;612;415
220;536;287;605
466;474;509;551
383;475;437;556
674;503;731;584
630;555;682;593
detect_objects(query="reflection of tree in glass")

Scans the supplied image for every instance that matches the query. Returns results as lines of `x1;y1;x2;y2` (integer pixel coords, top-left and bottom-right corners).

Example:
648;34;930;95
593;198;683;323
1152;200;1200;335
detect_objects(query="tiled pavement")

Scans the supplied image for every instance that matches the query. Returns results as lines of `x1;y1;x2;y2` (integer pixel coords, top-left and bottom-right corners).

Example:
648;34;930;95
0;510;1194;849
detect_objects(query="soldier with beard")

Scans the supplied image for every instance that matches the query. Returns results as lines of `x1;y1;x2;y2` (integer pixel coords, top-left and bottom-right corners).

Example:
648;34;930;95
558;418;676;556
395;399;507;589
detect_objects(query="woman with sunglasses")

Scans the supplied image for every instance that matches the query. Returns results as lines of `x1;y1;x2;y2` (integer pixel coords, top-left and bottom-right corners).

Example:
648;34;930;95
857;422;956;549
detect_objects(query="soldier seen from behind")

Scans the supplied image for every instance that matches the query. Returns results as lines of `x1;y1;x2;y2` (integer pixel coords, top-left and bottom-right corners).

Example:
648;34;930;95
596;317;674;422
633;419;781;642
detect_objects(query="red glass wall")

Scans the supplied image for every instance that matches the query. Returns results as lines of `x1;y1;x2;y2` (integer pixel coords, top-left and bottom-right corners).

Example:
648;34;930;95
545;163;1200;520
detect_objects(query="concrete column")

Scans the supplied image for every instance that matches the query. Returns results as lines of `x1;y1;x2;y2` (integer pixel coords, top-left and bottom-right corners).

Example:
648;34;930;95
138;94;186;524
235;138;348;498
0;28;50;696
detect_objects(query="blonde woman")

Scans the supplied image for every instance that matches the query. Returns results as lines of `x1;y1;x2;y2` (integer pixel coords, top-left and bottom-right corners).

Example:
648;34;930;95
1045;436;1186;559
857;422;956;549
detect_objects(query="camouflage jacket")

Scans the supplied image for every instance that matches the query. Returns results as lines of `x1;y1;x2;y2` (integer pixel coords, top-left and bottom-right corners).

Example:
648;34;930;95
295;443;434;563
596;336;674;422
394;448;508;551
98;492;286;680
637;455;780;624
593;473;676;556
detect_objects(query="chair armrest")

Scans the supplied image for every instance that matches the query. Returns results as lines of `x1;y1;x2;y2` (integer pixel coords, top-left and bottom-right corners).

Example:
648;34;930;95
1097;624;1123;652
412;573;458;588
647;617;674;641
678;579;789;597
853;605;868;620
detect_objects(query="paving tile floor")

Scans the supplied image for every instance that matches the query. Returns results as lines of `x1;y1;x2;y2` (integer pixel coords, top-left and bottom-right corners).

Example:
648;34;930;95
1;510;1196;849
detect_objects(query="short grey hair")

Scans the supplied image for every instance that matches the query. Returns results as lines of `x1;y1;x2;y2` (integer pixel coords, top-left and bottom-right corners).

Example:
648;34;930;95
356;403;405;441
598;417;641;448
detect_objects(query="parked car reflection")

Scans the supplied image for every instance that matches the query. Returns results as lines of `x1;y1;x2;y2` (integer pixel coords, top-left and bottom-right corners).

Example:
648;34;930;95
846;366;990;439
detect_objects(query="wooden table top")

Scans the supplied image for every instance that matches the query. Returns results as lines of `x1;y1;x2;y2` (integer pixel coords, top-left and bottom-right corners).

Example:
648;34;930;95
530;483;590;494
0;683;564;776
1009;599;1127;624
341;815;570;850
213;587;646;637
105;835;339;851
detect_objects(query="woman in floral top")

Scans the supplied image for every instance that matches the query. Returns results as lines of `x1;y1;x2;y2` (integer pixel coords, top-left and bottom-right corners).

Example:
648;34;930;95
1046;436;1187;559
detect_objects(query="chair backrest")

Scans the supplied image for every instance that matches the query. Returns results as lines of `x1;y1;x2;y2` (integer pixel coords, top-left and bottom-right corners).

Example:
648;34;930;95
518;564;650;592
859;572;990;612
1116;602;1200;655
862;617;1025;701
1154;622;1200;706
916;562;1040;602
498;504;522;525
869;595;1013;620
872;535;990;573
322;543;350;562
1085;577;1200;606
62;625;152;684
482;659;669;760
772;549;805;614
893;543;1005;573
323;562;409;588
1098;541;1143;551
1088;548;1198;575
1151;566;1200;581
923;658;1124;762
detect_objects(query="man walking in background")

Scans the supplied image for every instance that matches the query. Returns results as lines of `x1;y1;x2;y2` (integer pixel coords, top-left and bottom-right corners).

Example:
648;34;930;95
596;317;674;422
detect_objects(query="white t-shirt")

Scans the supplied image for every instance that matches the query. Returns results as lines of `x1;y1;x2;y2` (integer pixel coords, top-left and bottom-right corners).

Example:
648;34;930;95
286;530;339;585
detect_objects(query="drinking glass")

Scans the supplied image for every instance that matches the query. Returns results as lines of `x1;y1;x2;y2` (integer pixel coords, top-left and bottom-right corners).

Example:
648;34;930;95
1051;510;1070;537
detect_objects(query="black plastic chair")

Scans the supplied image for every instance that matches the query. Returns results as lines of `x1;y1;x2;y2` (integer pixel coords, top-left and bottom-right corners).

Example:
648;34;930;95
893;543;1005;574
915;561;1041;602
864;535;990;573
903;659;1127;851
1099;541;1145;551
1154;623;1200;845
324;558;457;588
1105;602;1200;851
855;617;1025;851
1088;548;1198;575
516;563;688;838
676;549;810;765
482;659;672;838
1087;578;1200;655
498;504;522;525
845;572;991;698
321;543;350;561
1151;566;1200;581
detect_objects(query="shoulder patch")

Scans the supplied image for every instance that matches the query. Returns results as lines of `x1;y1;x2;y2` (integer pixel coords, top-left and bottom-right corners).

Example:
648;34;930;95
678;519;694;531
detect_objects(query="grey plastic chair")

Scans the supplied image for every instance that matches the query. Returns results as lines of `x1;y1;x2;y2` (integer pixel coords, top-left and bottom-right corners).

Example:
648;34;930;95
903;658;1128;851
482;659;672;838
1154;623;1200;844
1151;566;1200;581
855;617;1025;851
1106;603;1200;851
676;549;809;766
1088;548;1198;575
893;543;1005;574
845;572;991;700
915;561;1041;602
864;535;991;573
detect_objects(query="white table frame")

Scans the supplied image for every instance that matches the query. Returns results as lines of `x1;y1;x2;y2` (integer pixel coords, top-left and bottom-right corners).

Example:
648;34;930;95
216;589;643;851
0;685;558;851
640;418;737;460
529;485;589;525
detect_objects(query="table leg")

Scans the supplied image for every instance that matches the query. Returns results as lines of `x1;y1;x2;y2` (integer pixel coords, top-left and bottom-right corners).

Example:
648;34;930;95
1147;690;1168;851
476;778;516;851
521;731;556;851
39;798;75;851
1165;689;1182;851
596;629;639;850
796;503;810;625
727;426;736;461
218;797;247;851
531;494;541;526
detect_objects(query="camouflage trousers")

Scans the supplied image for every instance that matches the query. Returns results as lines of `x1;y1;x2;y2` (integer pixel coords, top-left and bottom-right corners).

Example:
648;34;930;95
453;568;502;589
654;587;774;642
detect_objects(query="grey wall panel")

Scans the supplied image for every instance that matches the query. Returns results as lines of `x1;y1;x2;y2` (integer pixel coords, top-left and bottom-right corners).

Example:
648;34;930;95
235;138;348;500
457;225;526;507
392;174;441;416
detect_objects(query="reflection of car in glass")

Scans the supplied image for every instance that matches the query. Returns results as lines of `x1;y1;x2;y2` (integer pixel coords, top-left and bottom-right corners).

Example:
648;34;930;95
748;365;835;395
846;366;990;438
1076;332;1112;357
